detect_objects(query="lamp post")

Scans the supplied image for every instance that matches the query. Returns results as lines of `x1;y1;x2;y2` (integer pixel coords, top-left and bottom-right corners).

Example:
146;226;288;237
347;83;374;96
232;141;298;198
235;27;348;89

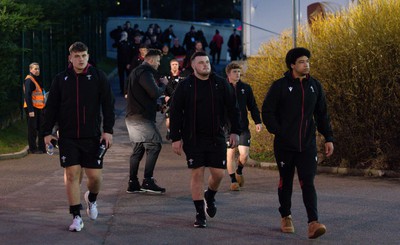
292;0;301;48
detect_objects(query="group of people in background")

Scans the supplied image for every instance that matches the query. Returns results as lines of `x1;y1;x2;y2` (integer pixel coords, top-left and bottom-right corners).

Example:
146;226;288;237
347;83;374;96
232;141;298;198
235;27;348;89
23;18;333;239
110;21;243;95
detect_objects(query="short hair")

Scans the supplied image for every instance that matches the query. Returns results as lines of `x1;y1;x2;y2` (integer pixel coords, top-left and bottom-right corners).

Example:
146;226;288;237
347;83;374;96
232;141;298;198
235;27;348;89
285;47;311;70
139;43;148;49
69;42;88;54
29;62;39;69
225;62;241;74
170;58;179;64
190;51;208;62
145;49;162;59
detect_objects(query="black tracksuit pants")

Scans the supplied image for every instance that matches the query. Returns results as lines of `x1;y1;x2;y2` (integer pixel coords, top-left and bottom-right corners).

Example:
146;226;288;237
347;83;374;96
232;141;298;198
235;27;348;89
274;146;318;223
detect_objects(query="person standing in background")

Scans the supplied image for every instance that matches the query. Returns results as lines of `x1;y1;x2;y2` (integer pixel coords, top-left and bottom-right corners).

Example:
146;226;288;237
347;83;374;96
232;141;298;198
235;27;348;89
210;30;224;65
113;31;132;94
227;28;242;61
23;62;46;154
164;59;185;141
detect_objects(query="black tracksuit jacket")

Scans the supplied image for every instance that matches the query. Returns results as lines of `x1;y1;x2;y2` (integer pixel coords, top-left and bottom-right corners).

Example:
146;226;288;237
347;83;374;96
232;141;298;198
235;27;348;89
262;71;333;152
126;62;166;121
230;80;262;131
43;64;115;138
169;73;241;147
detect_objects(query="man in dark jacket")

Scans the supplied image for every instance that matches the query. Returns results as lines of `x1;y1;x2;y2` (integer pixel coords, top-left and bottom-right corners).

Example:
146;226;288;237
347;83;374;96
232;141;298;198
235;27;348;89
113;31;132;94
125;49;168;194
43;42;115;232
261;47;334;239
225;62;262;191
227;28;242;61
164;59;185;141
169;52;241;228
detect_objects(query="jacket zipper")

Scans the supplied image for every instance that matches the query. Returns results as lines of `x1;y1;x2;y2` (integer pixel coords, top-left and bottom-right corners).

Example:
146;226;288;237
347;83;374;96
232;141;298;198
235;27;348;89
76;74;80;138
299;80;305;151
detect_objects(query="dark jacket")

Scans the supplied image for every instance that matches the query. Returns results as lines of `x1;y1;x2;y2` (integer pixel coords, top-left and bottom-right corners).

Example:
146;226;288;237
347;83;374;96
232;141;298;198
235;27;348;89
165;73;185;105
114;40;132;65
169;73;241;147
43;64;115;139
230;80;261;131
261;71;333;152
126;62;166;122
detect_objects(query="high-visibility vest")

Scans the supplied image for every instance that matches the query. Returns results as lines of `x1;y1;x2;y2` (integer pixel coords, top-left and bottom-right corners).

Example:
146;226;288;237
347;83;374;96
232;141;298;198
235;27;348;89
23;75;45;109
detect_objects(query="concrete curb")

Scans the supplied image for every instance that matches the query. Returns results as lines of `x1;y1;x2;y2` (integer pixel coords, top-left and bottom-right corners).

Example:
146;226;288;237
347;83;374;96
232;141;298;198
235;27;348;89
0;146;29;161
254;160;400;178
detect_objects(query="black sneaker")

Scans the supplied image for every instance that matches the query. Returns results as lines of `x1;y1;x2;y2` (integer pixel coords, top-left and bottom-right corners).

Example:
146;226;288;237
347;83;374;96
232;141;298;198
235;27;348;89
126;179;144;193
141;178;166;194
193;214;207;228
204;191;217;218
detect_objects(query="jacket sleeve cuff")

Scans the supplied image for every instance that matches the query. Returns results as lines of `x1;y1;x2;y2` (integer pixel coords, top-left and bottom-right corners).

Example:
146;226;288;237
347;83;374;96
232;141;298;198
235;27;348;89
325;136;334;143
103;128;114;134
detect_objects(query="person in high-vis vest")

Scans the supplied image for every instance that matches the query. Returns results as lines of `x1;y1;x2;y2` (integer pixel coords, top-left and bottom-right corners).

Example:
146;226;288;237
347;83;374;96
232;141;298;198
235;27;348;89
23;62;46;154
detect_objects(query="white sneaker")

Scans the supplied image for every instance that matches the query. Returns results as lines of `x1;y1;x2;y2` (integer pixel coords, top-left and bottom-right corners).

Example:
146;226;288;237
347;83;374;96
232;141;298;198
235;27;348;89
69;216;84;232
84;191;98;220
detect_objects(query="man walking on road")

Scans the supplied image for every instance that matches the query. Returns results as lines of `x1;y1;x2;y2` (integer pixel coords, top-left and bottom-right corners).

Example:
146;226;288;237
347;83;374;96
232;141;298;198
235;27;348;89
261;47;334;239
225;62;262;191
169;52;241;228
125;49;168;194
43;42;115;232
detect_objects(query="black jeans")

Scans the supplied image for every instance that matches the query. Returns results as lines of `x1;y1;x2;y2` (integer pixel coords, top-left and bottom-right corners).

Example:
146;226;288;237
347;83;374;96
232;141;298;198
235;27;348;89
25;107;45;152
129;142;162;180
274;146;318;223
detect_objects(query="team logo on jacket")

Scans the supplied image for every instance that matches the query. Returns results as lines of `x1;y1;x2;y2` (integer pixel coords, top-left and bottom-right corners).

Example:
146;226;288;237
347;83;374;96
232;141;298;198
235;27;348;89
310;86;315;93
288;87;293;92
241;89;245;94
87;75;92;80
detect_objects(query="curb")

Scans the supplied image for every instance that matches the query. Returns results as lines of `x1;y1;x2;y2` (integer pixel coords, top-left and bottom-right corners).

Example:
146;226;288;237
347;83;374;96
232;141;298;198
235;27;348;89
0;146;29;161
253;160;400;178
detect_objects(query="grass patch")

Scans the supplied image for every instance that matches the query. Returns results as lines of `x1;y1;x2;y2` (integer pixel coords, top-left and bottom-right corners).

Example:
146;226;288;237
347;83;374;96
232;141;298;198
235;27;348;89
0;119;28;154
97;57;117;74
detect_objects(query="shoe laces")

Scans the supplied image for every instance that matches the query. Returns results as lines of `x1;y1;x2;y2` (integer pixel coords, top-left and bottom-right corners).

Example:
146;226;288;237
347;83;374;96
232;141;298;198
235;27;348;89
88;201;97;210
283;216;293;227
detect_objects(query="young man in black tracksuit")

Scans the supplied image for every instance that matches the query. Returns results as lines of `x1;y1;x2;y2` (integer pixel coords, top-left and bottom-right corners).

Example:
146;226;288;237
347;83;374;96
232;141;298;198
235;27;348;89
262;47;334;239
225;62;262;191
169;51;241;228
43;42;115;232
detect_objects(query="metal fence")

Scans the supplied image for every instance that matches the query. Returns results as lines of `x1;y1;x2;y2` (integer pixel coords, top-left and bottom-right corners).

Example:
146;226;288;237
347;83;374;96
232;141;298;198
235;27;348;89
0;14;107;128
